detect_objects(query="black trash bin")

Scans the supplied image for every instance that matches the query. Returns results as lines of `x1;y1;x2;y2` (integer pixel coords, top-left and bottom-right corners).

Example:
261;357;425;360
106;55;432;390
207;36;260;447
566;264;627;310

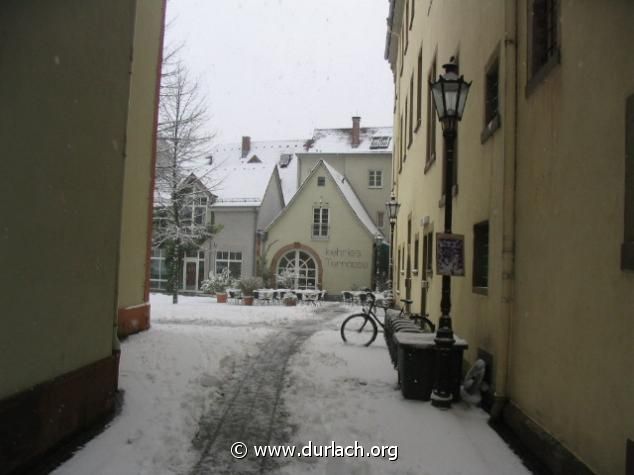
394;332;468;401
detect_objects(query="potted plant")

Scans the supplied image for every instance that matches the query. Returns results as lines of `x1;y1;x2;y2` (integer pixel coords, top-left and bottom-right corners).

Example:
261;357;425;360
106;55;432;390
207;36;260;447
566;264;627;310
238;276;264;306
282;292;298;307
200;268;235;303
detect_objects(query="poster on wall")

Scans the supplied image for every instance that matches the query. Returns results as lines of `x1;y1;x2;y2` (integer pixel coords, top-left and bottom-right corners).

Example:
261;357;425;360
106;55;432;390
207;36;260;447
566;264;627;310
435;233;465;276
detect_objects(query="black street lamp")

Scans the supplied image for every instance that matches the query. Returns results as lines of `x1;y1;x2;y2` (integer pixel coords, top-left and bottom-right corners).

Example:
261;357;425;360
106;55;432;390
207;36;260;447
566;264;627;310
385;191;401;292
429;57;471;408
374;233;383;291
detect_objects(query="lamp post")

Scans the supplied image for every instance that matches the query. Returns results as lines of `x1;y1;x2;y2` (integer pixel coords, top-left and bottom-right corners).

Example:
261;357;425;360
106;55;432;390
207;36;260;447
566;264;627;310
374;233;383;291
429;57;471;408
385;191;401;292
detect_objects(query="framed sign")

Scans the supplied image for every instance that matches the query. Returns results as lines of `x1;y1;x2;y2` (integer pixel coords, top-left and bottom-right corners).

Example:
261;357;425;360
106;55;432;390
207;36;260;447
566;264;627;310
436;233;465;276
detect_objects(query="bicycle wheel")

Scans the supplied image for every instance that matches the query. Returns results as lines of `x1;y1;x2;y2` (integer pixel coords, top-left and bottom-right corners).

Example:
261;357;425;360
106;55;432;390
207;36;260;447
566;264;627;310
340;313;378;347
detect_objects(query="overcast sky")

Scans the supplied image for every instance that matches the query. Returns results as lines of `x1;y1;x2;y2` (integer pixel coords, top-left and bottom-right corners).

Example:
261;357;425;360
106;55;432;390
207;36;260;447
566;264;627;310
165;0;394;143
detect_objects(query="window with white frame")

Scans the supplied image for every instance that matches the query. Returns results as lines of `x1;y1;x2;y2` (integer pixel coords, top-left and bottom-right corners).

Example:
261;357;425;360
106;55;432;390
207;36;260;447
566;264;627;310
312;207;329;239
182;195;208;226
215;251;242;278
369;170;383;188
150;248;169;290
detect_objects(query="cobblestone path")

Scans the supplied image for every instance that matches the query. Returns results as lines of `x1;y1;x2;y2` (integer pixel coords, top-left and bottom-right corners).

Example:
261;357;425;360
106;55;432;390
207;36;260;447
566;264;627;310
190;307;343;475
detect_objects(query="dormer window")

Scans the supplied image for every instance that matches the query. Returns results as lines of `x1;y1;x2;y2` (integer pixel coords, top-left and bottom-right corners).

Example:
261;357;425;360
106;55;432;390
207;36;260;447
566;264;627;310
248;155;261;163
279;154;292;168
370;136;391;149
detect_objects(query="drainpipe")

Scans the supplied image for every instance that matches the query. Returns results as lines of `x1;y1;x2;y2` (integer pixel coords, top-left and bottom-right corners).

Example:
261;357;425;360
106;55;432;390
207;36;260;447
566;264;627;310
492;0;519;421
253;208;259;276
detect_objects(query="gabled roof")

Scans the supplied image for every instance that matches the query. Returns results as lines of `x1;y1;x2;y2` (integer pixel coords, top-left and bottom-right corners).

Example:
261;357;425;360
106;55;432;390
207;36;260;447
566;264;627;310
197;139;307;206
301;126;393;154
266;159;385;240
321;162;384;238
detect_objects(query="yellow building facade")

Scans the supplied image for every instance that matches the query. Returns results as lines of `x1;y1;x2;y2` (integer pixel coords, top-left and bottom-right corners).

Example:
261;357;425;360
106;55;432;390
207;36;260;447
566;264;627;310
0;1;164;472
385;1;633;473
265;161;384;294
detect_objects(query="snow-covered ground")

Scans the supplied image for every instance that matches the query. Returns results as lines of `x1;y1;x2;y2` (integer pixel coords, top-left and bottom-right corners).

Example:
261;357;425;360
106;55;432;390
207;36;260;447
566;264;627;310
281;312;530;475
52;294;530;475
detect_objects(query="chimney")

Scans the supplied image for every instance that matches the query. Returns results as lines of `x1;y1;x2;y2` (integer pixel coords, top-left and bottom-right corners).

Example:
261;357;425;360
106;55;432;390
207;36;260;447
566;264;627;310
351;116;361;148
241;136;251;158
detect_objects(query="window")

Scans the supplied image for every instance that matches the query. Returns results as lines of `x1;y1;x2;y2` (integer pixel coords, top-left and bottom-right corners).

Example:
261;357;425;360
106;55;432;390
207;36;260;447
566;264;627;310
369;170;383;188
473;221;489;293
277;250;318;289
377;211;385;228
416;48;423;130
485;58;499;126
422;231;433;278
397;247;402;289
482;50;501;143
404;96;409;159
312;207;329;239
317;176;326;186
414;235;420;272
527;0;560;94
408;74;414;146
531;0;558;75
279;154;293;168
216;251;242;278
194;197;207;225
399;113;404;171
370;136;391;149
425;55;437;169
623;95;634;270
404;1;409;52
150;248;169;289
182;194;207;226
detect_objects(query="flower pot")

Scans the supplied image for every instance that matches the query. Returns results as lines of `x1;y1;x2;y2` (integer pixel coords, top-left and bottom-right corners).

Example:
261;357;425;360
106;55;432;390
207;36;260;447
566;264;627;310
216;292;227;303
243;296;254;306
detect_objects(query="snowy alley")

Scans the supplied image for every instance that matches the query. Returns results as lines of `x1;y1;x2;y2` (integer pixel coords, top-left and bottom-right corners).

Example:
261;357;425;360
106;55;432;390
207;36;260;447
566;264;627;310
52;294;531;475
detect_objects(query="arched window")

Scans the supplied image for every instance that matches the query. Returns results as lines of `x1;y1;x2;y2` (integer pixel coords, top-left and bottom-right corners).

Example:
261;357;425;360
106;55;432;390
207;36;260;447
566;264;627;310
277;250;318;289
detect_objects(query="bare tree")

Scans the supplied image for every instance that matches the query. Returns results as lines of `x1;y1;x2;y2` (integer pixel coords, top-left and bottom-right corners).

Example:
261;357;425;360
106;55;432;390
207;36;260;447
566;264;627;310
153;55;221;304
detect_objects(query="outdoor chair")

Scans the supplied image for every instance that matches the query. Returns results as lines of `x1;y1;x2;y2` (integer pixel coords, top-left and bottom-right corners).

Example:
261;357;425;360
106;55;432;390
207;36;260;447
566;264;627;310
341;291;354;306
303;292;318;306
260;290;273;305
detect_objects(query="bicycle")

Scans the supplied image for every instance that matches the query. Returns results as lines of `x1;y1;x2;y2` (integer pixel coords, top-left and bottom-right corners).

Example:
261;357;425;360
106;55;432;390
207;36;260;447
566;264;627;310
340;292;435;347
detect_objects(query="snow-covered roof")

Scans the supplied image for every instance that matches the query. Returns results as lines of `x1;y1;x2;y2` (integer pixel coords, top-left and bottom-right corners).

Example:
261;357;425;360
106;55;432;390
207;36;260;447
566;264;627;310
266;159;384;240
302;126;393;154
197;139;308;206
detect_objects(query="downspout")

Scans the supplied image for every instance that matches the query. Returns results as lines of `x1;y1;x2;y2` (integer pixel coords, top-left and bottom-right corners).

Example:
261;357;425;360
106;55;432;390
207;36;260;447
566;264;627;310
492;0;519;420
253;207;259;276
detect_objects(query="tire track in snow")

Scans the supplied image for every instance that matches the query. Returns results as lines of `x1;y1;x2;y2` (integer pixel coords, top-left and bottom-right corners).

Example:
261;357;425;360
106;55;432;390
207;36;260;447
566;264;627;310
190;318;328;475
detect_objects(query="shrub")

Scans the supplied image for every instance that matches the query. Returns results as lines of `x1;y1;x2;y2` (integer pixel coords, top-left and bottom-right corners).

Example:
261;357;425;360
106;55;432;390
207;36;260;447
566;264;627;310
200;268;236;294
238;276;264;296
